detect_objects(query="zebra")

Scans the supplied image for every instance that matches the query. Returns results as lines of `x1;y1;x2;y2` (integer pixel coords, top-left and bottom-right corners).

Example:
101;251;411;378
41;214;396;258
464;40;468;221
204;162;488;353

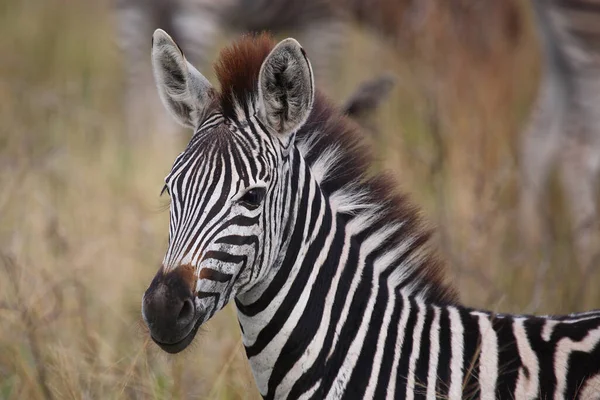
333;0;598;271
519;0;600;272
140;30;600;399
330;0;522;58
114;0;347;138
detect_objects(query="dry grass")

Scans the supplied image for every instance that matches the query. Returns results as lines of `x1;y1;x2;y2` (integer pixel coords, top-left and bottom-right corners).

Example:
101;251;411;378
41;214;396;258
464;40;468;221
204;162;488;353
1;0;599;399
0;1;256;398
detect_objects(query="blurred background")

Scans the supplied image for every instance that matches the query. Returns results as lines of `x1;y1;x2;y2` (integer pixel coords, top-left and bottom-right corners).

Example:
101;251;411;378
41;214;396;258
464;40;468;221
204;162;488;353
1;0;599;398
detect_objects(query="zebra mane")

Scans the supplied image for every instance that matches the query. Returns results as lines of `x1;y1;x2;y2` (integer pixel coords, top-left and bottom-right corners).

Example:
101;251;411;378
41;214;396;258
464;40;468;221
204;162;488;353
214;35;458;305
298;95;457;305
214;33;274;119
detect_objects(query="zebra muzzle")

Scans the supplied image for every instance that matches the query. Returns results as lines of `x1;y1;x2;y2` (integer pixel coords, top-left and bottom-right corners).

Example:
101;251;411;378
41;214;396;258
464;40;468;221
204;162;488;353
142;266;203;353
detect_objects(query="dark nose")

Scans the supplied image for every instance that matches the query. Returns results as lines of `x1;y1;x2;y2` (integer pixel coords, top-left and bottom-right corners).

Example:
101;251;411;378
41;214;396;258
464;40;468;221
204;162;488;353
142;268;196;345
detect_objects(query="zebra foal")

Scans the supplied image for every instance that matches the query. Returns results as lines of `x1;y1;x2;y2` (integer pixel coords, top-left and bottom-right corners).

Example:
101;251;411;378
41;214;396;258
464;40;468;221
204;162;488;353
140;30;600;399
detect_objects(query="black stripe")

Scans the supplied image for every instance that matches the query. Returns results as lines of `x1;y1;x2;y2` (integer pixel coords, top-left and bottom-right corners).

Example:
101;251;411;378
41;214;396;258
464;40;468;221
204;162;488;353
436;308;452;397
199;267;233;282
394;297;418;396
373;289;403;398
414;304;434;399
493;315;520;399
461;310;481;399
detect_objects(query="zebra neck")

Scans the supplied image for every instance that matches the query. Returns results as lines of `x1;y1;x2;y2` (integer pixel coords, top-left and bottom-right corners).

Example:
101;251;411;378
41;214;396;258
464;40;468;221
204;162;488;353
234;146;456;397
231;148;600;398
236;150;337;316
235;151;361;394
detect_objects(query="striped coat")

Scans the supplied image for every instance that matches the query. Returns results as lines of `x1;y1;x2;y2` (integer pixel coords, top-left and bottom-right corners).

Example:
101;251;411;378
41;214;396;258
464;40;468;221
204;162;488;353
140;31;600;399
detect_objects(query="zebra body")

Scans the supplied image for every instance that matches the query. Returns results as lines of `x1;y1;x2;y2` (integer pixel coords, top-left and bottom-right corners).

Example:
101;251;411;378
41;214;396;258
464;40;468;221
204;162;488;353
520;0;600;268
115;0;344;78
114;0;345;137
325;0;598;270
141;31;600;399
240;263;600;398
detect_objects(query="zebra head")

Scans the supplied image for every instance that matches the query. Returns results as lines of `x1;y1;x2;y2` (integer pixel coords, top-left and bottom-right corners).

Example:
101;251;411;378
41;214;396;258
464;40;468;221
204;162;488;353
142;30;314;353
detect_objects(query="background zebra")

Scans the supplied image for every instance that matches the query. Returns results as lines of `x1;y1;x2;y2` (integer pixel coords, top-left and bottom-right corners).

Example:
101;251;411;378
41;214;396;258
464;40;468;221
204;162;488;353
337;0;600;273
142;30;600;399
114;0;347;138
519;0;600;273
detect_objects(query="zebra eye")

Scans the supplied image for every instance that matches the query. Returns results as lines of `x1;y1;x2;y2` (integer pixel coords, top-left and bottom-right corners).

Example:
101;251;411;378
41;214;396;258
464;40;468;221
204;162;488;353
239;187;266;209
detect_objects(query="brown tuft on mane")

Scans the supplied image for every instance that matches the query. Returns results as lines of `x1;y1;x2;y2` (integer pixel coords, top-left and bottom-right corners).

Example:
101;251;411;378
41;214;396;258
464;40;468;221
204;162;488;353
214;33;275;118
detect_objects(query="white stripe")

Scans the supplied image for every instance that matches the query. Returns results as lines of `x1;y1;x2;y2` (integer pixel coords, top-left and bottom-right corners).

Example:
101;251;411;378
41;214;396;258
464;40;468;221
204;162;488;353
579;373;600;400
406;300;427;399
363;282;398;398
513;318;539;400
555;315;600;324
474;312;498;399
426;306;441;400
297;379;321;400
554;326;600;400
448;307;464;399
542;319;559;342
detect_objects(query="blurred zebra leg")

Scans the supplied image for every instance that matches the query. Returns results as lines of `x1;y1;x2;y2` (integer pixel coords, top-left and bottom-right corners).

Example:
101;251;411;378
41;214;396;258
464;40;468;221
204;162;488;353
519;73;567;250
519;0;574;254
559;75;600;273
293;19;347;93
170;0;223;73
115;0;184;138
559;133;600;273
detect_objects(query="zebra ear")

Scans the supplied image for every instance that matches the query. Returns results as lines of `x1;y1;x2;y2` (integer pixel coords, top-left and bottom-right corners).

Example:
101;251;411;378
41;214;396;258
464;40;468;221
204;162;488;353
258;38;315;137
151;29;214;129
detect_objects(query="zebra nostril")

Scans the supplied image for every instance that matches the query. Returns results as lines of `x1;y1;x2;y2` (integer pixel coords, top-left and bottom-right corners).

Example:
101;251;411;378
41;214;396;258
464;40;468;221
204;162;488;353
177;297;195;327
